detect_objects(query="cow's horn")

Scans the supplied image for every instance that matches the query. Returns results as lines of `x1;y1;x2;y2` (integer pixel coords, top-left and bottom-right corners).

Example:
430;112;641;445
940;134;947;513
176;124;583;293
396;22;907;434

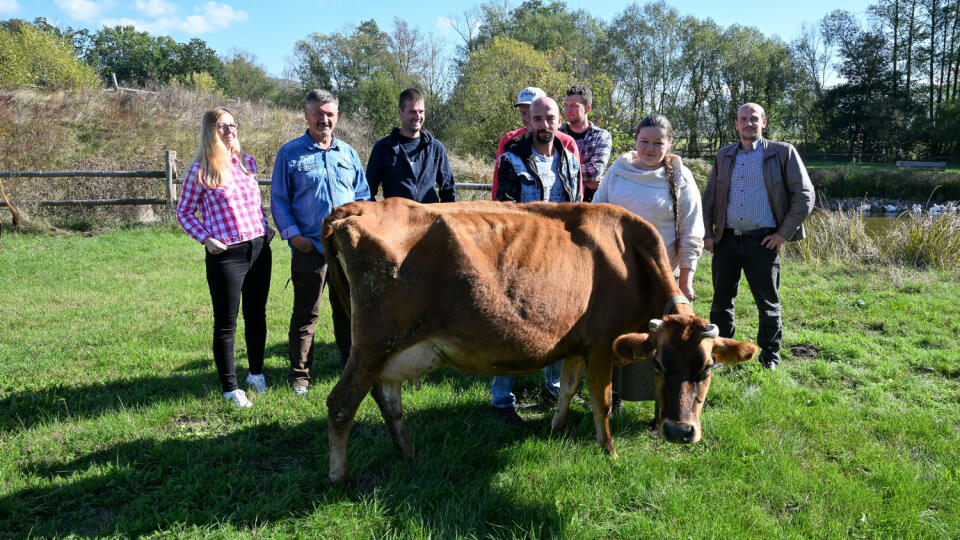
649;319;663;331
702;324;719;338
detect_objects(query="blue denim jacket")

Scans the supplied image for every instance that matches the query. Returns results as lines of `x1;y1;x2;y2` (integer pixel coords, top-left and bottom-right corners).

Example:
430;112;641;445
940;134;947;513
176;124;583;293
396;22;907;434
271;131;371;252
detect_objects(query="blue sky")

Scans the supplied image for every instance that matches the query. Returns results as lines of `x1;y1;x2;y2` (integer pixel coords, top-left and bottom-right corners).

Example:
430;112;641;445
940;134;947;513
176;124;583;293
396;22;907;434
5;1;873;78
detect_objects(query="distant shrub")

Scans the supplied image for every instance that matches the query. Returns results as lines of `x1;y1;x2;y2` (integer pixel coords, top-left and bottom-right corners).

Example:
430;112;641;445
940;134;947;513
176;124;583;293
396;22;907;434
172;72;222;95
0;22;99;90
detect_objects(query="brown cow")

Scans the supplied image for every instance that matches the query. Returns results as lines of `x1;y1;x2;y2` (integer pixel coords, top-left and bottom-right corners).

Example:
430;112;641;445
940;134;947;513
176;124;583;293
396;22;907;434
321;198;757;485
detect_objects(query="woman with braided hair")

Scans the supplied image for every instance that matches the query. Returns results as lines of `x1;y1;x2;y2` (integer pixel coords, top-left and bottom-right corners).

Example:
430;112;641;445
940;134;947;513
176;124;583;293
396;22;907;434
593;113;704;414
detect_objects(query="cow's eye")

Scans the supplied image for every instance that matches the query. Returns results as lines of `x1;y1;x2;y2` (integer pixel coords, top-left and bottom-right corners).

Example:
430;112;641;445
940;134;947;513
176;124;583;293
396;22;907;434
698;362;723;381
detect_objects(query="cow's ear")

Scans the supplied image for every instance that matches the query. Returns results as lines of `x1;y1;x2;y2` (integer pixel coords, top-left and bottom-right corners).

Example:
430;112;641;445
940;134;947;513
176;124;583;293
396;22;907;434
711;338;758;366
613;333;656;363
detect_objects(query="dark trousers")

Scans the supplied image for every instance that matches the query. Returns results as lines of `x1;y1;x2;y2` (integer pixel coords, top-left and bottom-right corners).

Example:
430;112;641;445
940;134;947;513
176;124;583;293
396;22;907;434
205;236;272;393
287;248;352;387
710;231;782;363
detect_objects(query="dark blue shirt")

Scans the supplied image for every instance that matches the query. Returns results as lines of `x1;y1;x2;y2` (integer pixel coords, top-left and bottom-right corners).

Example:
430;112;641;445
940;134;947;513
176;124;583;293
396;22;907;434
366;128;456;203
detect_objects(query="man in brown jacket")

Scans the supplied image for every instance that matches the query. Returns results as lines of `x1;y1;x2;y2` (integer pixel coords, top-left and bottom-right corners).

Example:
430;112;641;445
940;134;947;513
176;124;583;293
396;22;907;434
702;102;814;369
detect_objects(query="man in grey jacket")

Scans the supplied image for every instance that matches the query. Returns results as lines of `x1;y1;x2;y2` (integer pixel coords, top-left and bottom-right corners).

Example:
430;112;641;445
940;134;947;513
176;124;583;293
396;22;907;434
702;102;814;370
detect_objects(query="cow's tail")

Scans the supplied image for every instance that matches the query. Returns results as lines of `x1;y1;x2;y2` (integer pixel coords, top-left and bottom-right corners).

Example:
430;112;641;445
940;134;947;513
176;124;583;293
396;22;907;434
321;211;353;362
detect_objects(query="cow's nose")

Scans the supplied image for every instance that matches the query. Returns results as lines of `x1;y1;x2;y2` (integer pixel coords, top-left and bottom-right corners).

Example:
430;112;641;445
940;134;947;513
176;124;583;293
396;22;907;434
662;421;695;444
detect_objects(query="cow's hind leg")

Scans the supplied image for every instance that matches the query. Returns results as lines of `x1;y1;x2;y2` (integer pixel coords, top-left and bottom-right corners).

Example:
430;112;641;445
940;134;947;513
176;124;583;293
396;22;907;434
326;353;382;486
584;353;617;458
551;356;585;431
370;380;414;459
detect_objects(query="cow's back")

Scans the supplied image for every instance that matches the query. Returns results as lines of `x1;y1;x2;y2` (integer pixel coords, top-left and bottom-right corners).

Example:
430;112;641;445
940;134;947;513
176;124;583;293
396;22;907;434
322;199;675;374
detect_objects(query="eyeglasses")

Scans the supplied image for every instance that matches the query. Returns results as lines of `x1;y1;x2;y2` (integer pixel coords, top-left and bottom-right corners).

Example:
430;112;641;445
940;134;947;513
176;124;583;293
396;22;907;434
216;123;239;133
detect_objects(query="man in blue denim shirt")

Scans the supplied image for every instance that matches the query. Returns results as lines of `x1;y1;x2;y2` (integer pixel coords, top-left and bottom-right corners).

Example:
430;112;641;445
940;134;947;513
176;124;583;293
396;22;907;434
271;89;370;395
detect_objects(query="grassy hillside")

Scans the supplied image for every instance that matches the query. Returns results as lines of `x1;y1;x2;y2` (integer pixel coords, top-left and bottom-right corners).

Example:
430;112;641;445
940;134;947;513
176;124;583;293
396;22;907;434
0;88;490;226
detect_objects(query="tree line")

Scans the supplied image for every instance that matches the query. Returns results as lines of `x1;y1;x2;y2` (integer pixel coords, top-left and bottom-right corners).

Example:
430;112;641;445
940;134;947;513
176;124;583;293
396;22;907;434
2;0;959;160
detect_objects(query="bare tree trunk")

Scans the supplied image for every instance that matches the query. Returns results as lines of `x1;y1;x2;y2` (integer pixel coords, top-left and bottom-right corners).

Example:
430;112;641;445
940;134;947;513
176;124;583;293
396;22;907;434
929;0;937;123
907;0;917;92
894;0;901;93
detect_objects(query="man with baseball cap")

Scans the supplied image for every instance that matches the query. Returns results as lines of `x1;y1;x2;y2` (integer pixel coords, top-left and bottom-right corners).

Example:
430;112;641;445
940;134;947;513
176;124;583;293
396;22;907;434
491;87;582;200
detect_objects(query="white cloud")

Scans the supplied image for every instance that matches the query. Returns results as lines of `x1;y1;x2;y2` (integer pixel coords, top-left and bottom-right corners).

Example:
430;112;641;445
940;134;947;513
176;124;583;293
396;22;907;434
100;2;247;36
55;0;104;21
186;2;248;32
436;16;454;31
0;0;21;16
135;0;176;18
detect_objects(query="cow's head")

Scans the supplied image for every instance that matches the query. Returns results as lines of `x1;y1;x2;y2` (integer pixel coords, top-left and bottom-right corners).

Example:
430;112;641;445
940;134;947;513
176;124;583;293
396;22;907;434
613;315;757;444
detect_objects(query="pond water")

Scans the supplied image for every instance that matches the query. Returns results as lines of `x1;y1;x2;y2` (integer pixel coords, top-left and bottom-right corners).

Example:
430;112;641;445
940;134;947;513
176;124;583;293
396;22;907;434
863;215;901;235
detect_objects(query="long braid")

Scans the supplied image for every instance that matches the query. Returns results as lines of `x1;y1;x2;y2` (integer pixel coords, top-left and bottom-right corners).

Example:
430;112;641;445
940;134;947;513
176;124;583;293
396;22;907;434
664;158;680;255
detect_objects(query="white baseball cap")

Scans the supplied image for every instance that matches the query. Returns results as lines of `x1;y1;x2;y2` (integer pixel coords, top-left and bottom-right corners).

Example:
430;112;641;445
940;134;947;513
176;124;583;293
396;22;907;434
515;87;546;106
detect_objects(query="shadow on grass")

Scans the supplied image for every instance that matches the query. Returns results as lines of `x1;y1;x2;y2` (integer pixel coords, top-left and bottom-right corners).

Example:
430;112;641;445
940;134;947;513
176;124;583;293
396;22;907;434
0;400;569;537
0;340;345;433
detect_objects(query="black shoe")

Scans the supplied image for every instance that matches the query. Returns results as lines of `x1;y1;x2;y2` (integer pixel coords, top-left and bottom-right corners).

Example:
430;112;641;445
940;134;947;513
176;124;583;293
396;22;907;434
760;358;778;370
492;406;526;428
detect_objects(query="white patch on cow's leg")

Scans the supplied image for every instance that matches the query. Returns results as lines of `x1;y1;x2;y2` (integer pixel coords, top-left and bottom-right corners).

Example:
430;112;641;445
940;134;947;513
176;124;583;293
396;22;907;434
551;356;585;432
371;380;414;459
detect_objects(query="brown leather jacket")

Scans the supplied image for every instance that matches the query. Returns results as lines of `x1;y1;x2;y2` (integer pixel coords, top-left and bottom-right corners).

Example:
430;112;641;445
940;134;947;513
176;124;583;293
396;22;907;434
702;138;815;243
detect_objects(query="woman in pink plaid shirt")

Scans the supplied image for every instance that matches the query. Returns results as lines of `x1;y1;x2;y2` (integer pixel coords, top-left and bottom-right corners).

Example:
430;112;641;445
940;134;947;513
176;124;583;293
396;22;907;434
177;107;275;408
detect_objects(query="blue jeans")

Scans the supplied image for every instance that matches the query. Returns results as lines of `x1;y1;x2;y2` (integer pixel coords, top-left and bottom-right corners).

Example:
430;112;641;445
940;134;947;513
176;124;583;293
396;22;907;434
491;360;562;409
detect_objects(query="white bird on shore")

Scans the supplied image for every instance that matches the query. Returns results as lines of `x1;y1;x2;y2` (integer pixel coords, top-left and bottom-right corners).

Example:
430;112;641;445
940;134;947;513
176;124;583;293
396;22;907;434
859;203;872;212
884;204;898;213
930;204;944;214
911;203;923;213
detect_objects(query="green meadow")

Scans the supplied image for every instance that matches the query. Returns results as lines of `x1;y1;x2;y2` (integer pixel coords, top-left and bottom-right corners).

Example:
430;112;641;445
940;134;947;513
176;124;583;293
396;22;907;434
1;224;958;538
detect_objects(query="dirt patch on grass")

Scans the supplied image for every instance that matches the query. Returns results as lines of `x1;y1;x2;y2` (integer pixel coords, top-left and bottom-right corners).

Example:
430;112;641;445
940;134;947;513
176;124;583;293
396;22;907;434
789;343;820;360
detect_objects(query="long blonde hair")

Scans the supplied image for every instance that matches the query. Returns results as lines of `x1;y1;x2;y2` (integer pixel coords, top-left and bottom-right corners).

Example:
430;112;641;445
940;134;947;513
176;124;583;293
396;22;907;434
192;107;247;189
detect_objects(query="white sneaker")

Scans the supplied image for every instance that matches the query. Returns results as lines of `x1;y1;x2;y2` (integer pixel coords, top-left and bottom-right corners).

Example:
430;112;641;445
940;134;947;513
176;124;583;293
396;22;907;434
245;373;268;393
293;385;309;396
223;389;253;408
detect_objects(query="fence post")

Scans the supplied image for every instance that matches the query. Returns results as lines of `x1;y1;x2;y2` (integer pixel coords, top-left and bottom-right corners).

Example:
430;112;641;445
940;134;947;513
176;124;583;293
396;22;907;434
111;73;119;91
164;150;176;210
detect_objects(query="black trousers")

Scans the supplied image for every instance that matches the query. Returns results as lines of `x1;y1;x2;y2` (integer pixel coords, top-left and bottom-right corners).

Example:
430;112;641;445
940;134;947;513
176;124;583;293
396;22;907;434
205;236;272;392
709;230;782;363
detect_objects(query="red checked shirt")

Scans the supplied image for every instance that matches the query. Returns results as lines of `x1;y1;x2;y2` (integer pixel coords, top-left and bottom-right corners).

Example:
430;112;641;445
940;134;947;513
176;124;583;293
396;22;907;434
176;153;268;245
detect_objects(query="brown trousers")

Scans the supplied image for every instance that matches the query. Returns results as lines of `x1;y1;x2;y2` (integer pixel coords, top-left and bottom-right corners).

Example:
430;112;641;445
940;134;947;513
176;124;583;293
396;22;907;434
287;248;351;387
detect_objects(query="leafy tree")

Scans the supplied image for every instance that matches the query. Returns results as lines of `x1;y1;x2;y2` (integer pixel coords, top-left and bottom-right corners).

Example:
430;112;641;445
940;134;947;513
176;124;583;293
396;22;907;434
447;37;570;157
85;26;225;88
0;19;99;89
221;51;280;102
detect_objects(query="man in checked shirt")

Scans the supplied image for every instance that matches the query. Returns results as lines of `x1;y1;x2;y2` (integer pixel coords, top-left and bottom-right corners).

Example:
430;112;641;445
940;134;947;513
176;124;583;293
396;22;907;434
701;102;814;370
558;84;612;202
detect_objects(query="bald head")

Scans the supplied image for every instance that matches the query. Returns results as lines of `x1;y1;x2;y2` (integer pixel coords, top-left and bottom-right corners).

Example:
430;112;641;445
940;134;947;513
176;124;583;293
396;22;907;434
738;102;765;118
735;102;767;147
529;96;560;148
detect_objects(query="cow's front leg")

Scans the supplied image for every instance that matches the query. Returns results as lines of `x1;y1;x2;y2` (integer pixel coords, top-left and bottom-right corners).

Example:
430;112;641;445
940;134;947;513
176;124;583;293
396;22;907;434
551;356;584;431
584;354;617;458
326;350;381;486
370;380;414;459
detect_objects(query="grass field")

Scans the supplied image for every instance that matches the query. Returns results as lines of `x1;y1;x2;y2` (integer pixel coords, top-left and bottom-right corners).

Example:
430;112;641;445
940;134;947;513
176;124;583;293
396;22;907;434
1;225;959;538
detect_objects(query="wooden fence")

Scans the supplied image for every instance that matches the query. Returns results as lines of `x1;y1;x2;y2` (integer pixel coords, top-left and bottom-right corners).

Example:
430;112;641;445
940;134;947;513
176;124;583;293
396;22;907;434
0;150;492;211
